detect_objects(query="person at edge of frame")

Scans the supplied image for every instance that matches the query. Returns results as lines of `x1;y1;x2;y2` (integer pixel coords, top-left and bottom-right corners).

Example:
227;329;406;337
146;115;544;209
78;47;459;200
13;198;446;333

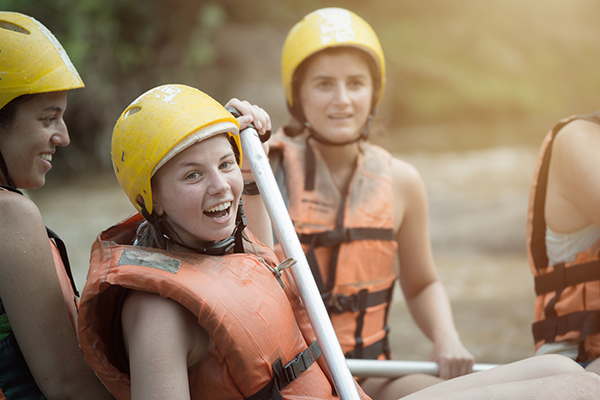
0;11;115;400
527;110;600;375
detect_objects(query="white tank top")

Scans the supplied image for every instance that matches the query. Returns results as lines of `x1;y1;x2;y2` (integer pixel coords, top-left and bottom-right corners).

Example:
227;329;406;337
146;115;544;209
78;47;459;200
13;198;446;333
546;223;600;265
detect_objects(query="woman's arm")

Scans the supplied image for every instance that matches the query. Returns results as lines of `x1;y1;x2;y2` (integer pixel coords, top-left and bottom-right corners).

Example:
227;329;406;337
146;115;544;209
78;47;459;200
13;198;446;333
121;290;208;400
0;192;113;399
391;158;474;380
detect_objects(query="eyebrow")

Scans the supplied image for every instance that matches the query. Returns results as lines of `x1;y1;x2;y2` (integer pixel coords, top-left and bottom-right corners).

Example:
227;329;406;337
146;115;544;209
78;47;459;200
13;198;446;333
176;152;236;170
43;106;63;113
311;73;369;81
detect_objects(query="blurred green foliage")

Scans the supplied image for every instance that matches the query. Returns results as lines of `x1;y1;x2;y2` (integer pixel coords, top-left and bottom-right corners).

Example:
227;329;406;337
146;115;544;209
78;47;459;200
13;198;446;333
2;0;600;176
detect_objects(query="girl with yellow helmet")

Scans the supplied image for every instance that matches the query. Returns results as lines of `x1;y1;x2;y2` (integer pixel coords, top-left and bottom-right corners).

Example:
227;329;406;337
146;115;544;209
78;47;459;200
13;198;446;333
0;12;113;399
270;7;474;397
76;84;374;399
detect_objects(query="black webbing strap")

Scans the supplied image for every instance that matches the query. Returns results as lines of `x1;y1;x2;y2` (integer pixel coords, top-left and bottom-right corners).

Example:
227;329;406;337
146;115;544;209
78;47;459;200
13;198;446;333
45;226;79;297
532;310;600;362
323;286;392;315
345;336;391;360
534;260;600;296
532;262;600;361
300;227;395;295
299;227;396;249
245;340;322;400
304;140;316;191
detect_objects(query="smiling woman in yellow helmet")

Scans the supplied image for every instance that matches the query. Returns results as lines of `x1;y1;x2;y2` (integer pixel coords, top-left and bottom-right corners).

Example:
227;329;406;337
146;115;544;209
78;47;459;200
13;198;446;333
75;84;376;399
0;12;114;399
270;7;474;398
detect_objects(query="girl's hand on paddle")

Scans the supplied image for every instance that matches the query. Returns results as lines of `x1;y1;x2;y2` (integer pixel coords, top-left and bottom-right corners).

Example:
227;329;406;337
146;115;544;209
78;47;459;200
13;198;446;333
429;339;474;380
225;98;272;143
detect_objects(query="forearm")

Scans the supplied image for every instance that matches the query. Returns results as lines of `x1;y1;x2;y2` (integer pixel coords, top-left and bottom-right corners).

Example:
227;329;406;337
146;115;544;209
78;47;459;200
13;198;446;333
405;281;461;346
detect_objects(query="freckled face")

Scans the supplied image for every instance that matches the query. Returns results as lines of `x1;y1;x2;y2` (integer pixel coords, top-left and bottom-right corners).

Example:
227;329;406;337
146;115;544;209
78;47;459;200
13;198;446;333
151;134;243;246
299;50;373;144
0;91;69;189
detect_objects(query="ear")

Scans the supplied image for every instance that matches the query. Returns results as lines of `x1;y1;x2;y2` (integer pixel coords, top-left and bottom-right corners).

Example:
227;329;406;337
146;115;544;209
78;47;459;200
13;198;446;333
138;194;163;216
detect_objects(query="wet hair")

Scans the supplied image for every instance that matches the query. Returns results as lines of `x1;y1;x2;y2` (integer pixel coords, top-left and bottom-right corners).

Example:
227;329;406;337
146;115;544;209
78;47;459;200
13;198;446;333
0;94;34;134
290;46;381;122
134;219;167;249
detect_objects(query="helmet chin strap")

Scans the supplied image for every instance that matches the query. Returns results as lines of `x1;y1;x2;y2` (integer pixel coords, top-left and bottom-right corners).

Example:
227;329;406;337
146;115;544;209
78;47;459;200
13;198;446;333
140;199;247;255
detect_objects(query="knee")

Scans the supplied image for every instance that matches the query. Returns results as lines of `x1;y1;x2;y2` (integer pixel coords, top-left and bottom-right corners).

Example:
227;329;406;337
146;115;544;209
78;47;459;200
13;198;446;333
536;354;584;375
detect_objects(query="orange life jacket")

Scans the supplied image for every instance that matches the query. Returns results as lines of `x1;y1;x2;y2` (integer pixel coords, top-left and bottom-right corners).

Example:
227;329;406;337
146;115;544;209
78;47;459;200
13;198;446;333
270;131;398;360
0;186;79;399
78;213;368;400
527;112;600;362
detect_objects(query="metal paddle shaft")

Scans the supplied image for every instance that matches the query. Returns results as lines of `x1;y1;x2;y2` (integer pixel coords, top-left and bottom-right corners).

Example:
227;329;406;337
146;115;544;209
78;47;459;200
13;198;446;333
239;127;361;400
347;359;500;378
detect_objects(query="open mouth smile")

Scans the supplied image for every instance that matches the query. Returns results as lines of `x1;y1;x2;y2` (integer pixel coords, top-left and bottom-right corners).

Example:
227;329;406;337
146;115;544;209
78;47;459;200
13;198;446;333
204;201;232;219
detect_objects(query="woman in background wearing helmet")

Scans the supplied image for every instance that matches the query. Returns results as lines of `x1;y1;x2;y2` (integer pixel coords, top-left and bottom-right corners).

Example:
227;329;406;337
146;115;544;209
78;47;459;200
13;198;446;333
270;8;473;398
76;84;372;400
0;12;114;399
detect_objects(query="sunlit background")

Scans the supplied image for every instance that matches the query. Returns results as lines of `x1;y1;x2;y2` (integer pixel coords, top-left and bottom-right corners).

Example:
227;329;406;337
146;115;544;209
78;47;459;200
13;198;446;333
5;0;600;365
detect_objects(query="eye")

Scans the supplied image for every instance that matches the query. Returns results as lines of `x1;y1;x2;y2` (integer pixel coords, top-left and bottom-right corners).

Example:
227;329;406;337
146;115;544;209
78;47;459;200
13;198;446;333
219;160;234;170
185;171;201;181
348;79;365;90
41;115;57;125
316;80;333;90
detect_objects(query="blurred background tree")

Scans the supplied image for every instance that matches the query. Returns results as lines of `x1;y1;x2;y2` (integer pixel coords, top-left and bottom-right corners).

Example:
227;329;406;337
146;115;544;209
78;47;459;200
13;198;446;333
2;0;600;181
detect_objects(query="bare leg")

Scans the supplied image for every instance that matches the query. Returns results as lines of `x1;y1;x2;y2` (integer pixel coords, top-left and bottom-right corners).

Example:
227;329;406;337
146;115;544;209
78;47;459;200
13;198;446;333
402;355;599;400
361;374;444;400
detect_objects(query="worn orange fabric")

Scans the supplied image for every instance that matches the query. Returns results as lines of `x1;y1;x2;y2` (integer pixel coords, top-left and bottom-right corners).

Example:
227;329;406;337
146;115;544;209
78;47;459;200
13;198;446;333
78;213;368;399
271;132;398;358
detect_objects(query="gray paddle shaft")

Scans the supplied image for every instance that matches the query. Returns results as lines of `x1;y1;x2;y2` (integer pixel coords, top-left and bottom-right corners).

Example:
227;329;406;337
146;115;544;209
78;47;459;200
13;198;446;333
347;359;500;378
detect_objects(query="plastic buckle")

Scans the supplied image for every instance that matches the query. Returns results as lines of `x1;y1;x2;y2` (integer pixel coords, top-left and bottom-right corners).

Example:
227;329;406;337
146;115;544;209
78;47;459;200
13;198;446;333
283;352;308;383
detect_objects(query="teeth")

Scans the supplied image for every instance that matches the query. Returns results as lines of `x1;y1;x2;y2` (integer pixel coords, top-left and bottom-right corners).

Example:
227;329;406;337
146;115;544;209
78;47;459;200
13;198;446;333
205;201;230;213
39;154;52;162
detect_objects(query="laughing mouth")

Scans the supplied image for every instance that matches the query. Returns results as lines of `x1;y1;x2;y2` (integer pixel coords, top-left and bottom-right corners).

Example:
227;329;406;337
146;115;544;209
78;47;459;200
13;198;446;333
204;201;231;218
39;153;52;162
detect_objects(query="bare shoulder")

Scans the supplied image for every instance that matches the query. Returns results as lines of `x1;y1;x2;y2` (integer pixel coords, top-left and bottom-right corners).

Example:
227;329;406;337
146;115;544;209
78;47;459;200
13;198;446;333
552;119;600;163
0;191;45;238
389;156;427;197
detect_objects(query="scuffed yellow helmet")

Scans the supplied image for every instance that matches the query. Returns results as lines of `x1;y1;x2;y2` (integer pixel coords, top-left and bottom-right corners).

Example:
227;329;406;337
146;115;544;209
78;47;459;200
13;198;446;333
0;12;84;110
112;84;241;215
281;8;385;109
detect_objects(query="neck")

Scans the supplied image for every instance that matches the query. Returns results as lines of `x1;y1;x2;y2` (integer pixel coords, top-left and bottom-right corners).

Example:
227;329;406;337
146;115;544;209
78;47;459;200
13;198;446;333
312;141;360;195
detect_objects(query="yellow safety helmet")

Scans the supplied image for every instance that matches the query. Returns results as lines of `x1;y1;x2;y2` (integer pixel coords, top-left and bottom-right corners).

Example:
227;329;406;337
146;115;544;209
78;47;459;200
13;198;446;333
112;84;241;215
281;8;385;110
0;12;84;110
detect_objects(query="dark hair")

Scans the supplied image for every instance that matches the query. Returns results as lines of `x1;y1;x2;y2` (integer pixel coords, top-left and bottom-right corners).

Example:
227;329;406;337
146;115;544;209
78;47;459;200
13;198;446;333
290;46;382;122
0;94;34;134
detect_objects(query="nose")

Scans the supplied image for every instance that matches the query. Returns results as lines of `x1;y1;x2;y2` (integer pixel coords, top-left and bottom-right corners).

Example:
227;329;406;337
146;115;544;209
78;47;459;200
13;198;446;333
332;82;352;106
51;118;70;147
206;170;230;196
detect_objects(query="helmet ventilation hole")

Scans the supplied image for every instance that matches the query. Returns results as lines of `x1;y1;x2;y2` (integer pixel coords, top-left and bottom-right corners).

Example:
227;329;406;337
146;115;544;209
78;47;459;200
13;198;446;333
0;21;30;35
124;107;141;118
